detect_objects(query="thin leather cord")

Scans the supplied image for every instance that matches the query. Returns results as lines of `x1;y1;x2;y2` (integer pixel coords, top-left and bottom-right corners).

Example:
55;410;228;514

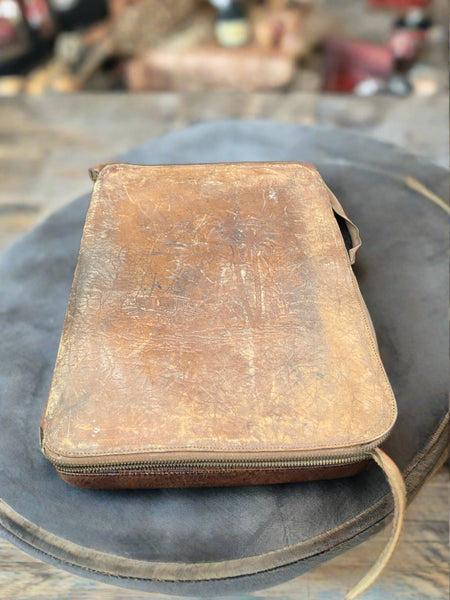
403;176;449;213
346;449;406;599
318;159;449;215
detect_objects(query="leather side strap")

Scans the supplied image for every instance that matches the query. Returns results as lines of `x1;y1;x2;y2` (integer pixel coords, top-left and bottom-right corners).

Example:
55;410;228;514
88;163;109;183
329;191;362;264
346;449;406;599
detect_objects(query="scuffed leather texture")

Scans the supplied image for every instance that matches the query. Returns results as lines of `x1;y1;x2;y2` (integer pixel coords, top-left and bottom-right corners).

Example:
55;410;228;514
41;161;395;487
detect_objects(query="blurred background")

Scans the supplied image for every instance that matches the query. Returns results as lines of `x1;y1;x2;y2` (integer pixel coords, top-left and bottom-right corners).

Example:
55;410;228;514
0;0;448;252
0;3;448;599
0;0;447;96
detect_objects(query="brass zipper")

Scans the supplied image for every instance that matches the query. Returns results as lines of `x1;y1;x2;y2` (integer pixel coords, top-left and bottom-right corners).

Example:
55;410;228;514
53;451;373;475
44;428;391;475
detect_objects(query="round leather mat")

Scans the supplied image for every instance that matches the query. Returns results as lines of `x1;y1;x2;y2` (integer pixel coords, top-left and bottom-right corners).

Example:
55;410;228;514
0;122;448;596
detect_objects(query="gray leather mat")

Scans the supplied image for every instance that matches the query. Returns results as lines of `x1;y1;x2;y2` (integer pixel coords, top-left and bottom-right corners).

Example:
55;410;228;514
0;122;448;596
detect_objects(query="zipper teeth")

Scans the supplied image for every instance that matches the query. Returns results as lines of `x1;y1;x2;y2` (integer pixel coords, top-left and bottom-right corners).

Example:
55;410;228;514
54;453;371;475
51;433;390;475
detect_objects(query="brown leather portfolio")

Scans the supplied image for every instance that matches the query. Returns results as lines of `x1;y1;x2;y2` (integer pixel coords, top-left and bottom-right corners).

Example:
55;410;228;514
40;162;397;490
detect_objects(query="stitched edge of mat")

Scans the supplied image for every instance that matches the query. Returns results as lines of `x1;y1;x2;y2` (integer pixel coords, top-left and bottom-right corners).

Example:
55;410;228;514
1;414;447;584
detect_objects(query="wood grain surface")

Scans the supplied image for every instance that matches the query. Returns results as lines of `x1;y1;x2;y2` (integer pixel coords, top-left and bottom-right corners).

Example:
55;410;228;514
0;92;448;599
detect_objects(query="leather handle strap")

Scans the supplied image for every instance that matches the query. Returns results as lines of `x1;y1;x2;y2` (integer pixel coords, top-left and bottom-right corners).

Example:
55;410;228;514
89;164;108;183
329;191;362;265
88;166;362;265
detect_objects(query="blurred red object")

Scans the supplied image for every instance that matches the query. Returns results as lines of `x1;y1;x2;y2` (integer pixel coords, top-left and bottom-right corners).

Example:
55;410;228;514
323;38;393;93
368;0;429;8
388;26;426;61
22;0;55;36
0;16;18;45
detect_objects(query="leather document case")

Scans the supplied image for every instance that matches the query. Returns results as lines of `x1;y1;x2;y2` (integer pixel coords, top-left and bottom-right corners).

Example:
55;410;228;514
40;162;397;491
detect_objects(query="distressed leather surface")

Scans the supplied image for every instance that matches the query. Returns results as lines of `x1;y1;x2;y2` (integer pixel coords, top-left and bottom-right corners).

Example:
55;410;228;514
42;162;395;484
0;122;447;596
